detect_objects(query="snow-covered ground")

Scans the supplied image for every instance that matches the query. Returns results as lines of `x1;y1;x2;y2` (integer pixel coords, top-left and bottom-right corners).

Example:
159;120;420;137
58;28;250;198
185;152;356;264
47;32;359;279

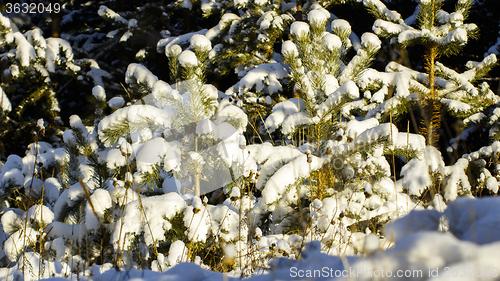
2;197;500;281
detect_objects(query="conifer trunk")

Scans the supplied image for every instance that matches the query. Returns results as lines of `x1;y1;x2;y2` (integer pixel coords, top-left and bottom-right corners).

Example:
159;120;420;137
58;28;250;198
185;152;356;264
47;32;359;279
194;135;201;197
296;0;303;21
423;46;440;146
422;0;441;147
51;0;61;38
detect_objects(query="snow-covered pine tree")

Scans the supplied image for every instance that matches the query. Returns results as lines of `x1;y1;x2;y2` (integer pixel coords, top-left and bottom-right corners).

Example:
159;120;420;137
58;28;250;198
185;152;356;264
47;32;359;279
0;11;114;159
232;9;428;255
99;37;248;198
360;0;498;148
199;0;294;77
0;14;73;157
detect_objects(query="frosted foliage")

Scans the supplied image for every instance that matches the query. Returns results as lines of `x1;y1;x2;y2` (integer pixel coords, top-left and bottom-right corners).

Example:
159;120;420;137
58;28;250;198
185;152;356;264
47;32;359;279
190;34;212;51
196;119;216;136
28;204;54;225
128;19;137;28
444;158;470;201
152;80;180;109
238;63;287;94
17;252;71;281
324;75;339;93
282;40;298;56
46;38;77;73
92;85;106;101
98;105;172;146
394;133;425;151
178;50;198;67
69;115;86;134
167;45;182;57
308;10;328;25
361;32;381;49
373;19;404;35
262;154;324;205
487;177;499;193
215;104;248;133
210;204;244;241
345;118;379;140
105;149;126;169
363;0;402;22
158;29;208;54
184;198;211;242
203;84;219;100
125;63;158;89
0;168;24;187
2;1;500;278
397;27;469;46
5;32;37;67
358;68;411;100
265;99;303;133
352;123;398;148
400;146;445;197
0;14;11;29
135;137;181;173
98;5;128;25
220;13;239;28
258;11;283;30
108;97;126;109
3;155;23;171
43;178;62;203
85;189;112;231
120;31;132;42
445;28;468;45
2;210;23;236
316;80;360;117
4;227;37;262
441;98;470;113
1;86;11;112
322;34;342;51
424;146;445;173
290;22;310;37
281;112;312;135
112;193;186;249
234;0;248;7
167;240;188;266
331;19;351;34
